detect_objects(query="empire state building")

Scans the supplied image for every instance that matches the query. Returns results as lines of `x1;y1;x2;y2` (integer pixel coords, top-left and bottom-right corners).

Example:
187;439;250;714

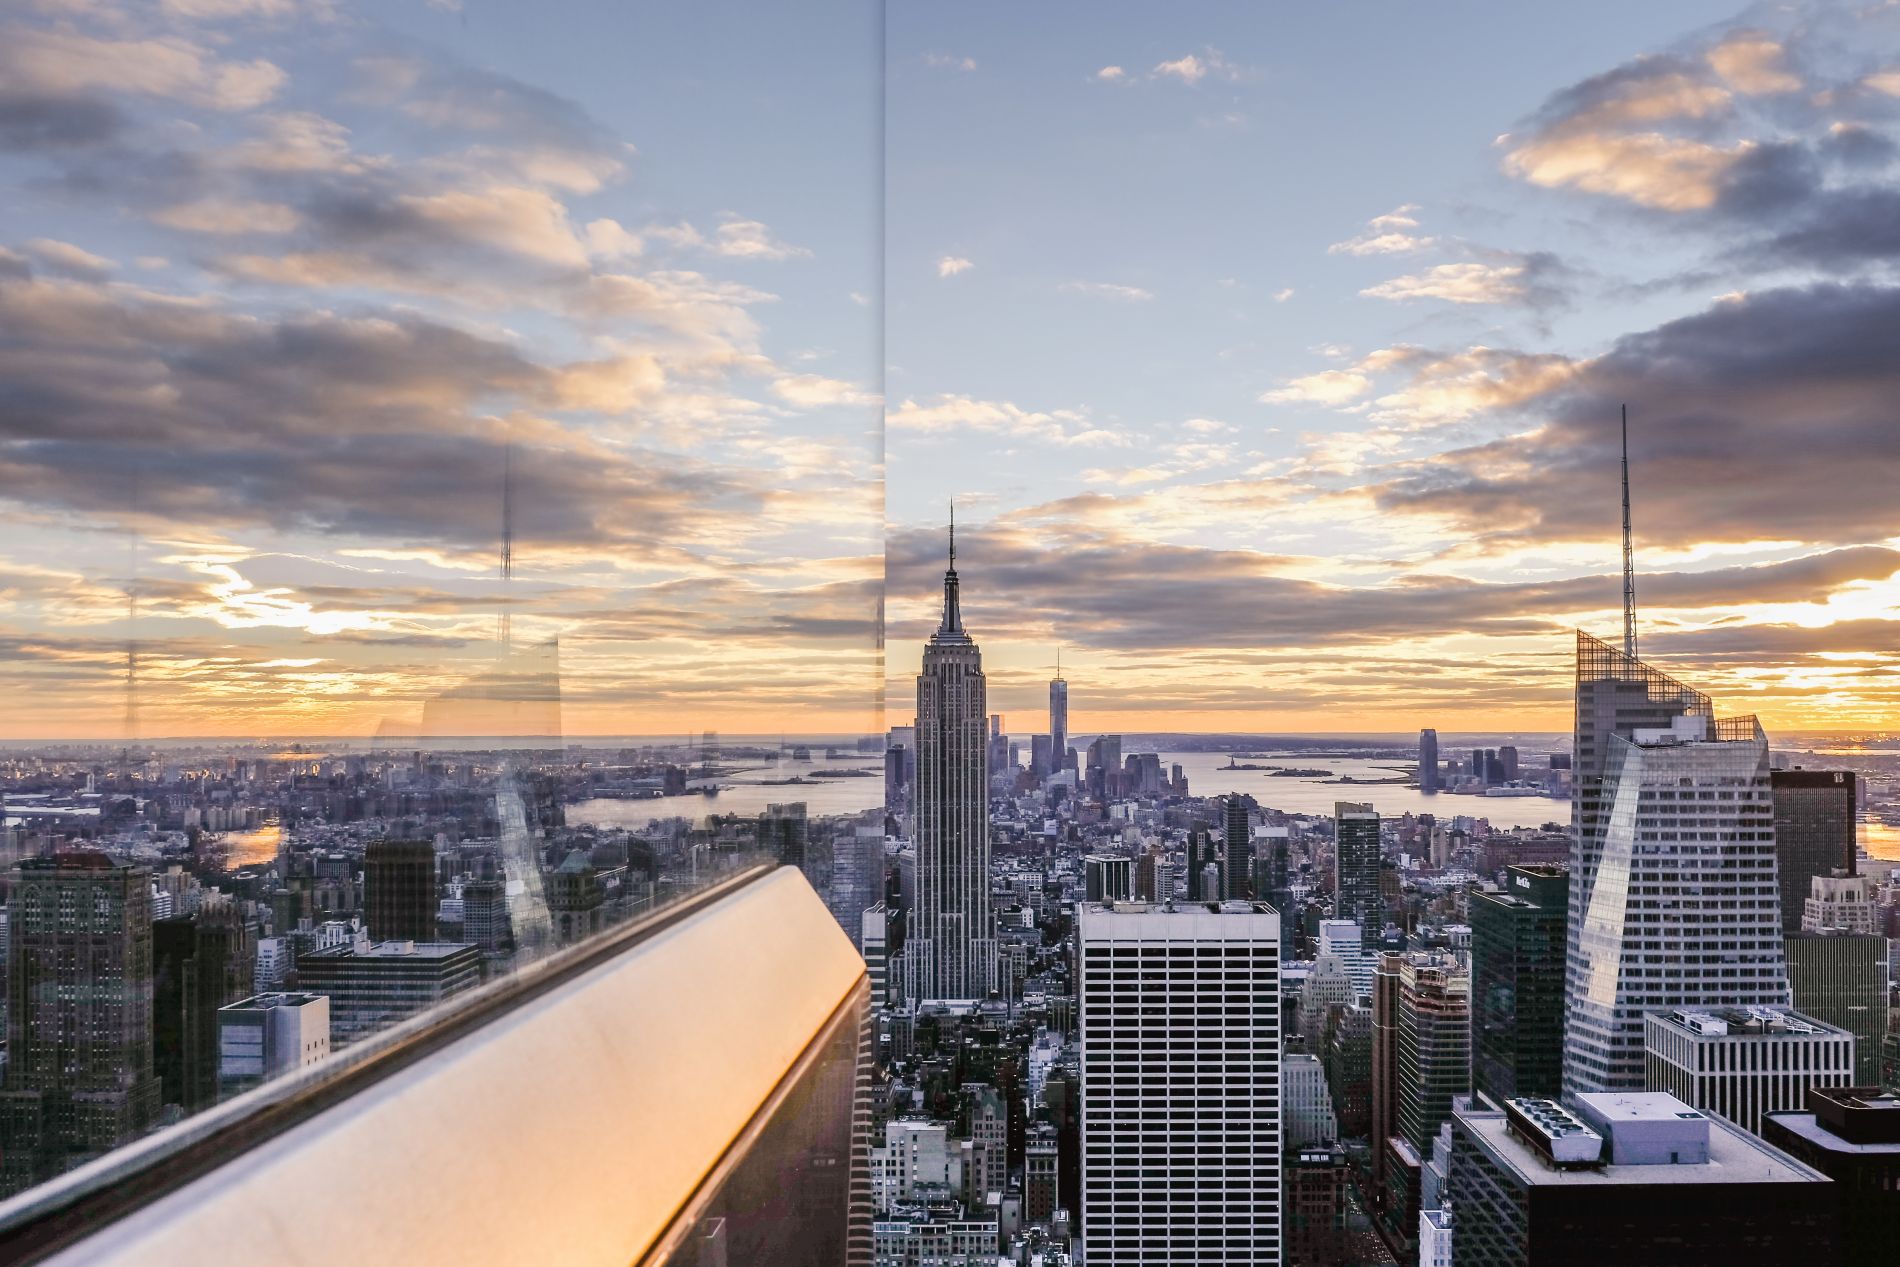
906;523;996;1002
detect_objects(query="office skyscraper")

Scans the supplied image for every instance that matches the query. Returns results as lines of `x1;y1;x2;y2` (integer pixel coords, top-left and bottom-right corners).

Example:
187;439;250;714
153;907;257;1112
1334;803;1381;936
1567;632;1709;1066
1418;728;1438;793
0;853;161;1195
1771;769;1858;935
1397;952;1470;1159
1079;900;1281;1266
1563;705;1792;1095
364;838;438;943
1470;865;1568;1107
1448;1094;1837;1265
1643;1006;1854;1136
1049;662;1068;779
904;524;995;1001
1223;794;1254;901
1786;923;1890;1085
1370;951;1403;1198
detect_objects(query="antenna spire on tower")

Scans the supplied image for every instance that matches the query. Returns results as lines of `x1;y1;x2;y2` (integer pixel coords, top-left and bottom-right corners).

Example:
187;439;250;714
1621;404;1638;662
948;500;956;569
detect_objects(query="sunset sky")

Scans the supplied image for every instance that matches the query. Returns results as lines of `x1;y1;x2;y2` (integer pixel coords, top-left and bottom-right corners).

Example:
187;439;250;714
886;0;1900;736
3;2;1899;739
0;0;882;738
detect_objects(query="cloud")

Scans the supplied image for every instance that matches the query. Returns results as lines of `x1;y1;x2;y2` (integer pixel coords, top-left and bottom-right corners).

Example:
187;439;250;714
1151;49;1242;86
888;394;1120;447
25;238;113;280
1096;66;1126;82
937;255;973;277
1261;369;1372;407
1272;287;1294;302
709;217;810;260
0;25;286;113
583;217;644;259
924;53;977;72
1706;31;1801;95
153;198;302;234
885;520;1900;656
1365;284;1900;550
1361;251;1573;308
772;374;874;407
1060;280;1153;302
1500;56;1744;211
1329;204;1436;256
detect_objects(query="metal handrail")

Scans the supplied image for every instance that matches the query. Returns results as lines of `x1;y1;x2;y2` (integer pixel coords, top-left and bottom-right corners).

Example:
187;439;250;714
0;861;781;1264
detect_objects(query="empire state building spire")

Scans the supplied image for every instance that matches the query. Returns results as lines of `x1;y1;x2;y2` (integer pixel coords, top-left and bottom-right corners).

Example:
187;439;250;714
902;499;995;1003
937;503;966;638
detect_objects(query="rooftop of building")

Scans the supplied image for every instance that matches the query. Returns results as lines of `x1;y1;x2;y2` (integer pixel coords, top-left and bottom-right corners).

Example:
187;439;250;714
303;940;478;960
1458;1095;1827;1187
221;992;326;1012
1763;1086;1900;1153
1646;1006;1844;1039
1078;898;1273;917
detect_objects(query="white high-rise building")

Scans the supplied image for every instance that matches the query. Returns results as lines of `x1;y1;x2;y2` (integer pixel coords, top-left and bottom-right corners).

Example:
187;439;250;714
901;525;995;1002
1642;1005;1853;1135
1564;707;1792;1094
1283;1053;1338;1149
1318;918;1374;1000
1803;872;1879;933
1080;900;1282;1266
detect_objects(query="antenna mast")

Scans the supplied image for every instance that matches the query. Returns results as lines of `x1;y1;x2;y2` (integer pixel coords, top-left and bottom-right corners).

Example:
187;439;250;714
1621;405;1638;662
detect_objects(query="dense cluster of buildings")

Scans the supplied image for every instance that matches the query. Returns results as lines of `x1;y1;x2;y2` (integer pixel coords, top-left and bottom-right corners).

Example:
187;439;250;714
0;739;882;1200
849;540;1900;1267
5;528;1900;1265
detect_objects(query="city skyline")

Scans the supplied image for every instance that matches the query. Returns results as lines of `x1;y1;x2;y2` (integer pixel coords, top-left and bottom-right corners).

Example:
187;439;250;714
3;0;1900;742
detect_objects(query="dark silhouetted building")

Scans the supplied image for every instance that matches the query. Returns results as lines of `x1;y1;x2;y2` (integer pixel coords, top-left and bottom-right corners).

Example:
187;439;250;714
1419;728;1439;793
1334;803;1381;935
1471;865;1568;1107
1448;1092;1836;1266
1785;926;1889;1087
296;938;481;1046
364;838;438;943
1772;769;1858;934
1762;1086;1900;1267
1223;794;1255;900
0;853;160;1196
153;907;257;1112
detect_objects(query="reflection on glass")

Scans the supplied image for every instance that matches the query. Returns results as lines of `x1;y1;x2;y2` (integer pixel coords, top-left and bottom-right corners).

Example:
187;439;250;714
0;0;881;1235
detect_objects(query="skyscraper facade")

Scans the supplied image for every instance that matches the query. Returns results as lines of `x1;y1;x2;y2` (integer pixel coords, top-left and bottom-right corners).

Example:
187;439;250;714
1079;900;1281;1266
0;853;161;1195
153;908;257;1112
1771;769;1858;935
1223;794;1255;901
1370;950;1403;1197
1397;952;1470;1159
1334;803;1381;936
1567;632;1710;1071
1786;927;1890;1085
1049;671;1068;779
905;530;995;1001
1563;706;1792;1095
364;838;438;943
1470;864;1568;1107
1418;728;1438;793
